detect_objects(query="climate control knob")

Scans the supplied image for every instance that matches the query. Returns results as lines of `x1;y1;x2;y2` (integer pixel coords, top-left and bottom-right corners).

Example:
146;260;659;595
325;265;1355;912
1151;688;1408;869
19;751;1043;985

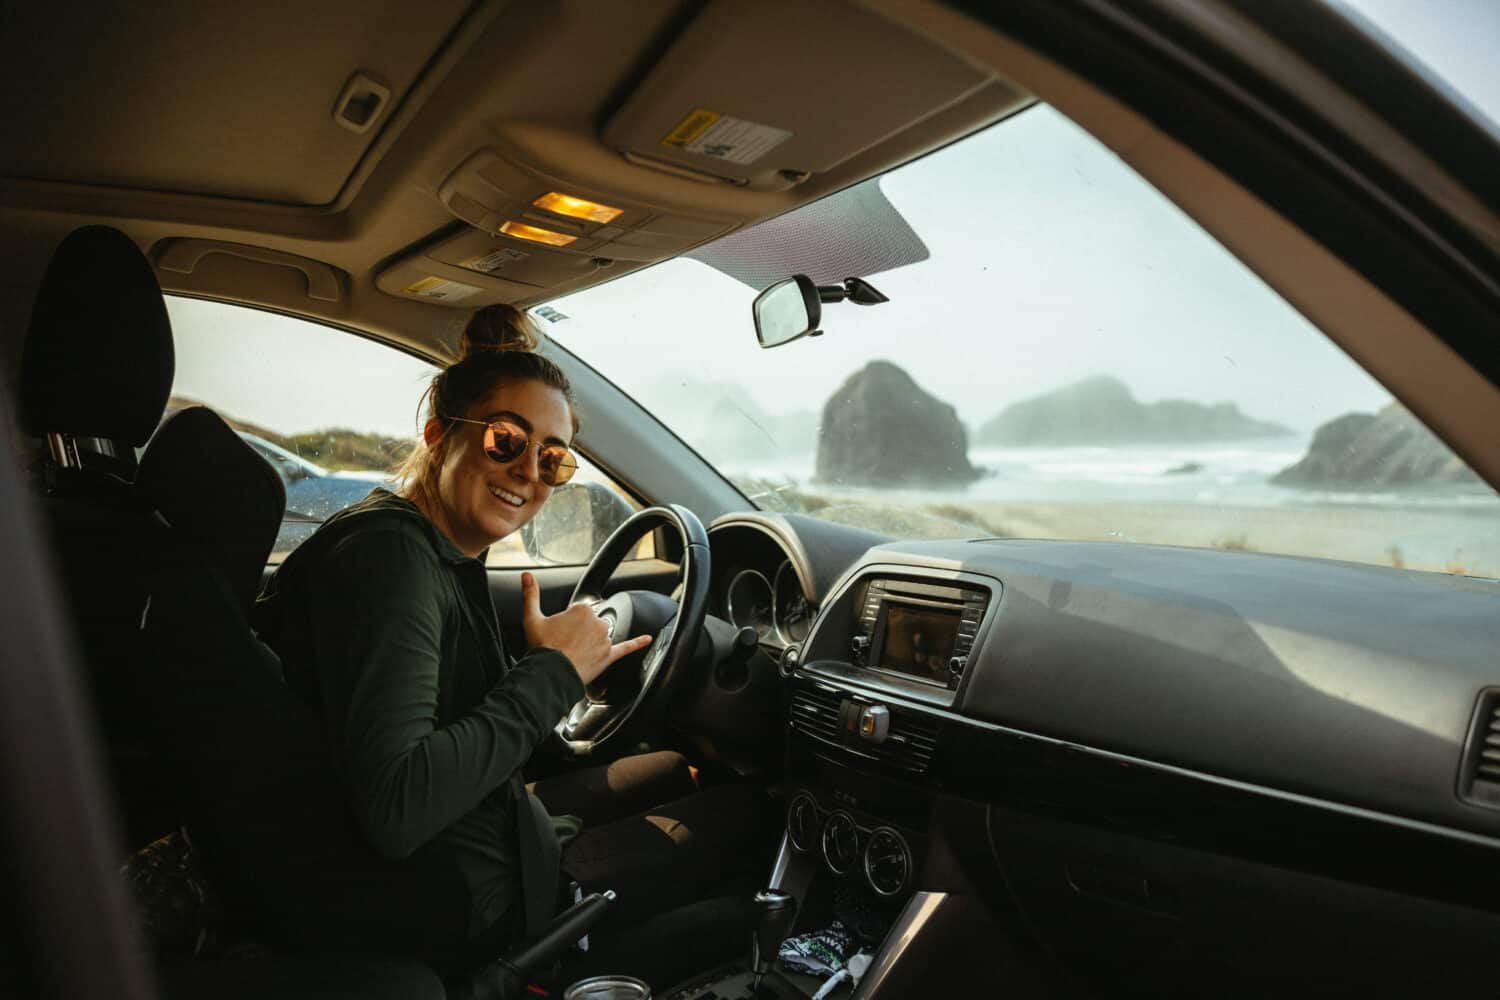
821;811;859;875
863;827;913;897
786;792;820;854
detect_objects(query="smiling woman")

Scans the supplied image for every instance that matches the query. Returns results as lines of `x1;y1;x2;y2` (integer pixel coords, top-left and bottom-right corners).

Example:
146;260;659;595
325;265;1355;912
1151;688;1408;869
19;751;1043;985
251;305;752;977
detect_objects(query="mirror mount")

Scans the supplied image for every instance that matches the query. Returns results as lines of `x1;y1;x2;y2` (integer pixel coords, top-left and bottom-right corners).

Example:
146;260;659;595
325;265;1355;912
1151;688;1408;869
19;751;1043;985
815;276;889;307
752;273;889;349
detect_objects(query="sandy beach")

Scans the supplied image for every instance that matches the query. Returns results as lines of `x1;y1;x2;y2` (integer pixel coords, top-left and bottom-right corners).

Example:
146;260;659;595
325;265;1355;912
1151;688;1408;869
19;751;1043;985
791;494;1500;578
946;500;1500;576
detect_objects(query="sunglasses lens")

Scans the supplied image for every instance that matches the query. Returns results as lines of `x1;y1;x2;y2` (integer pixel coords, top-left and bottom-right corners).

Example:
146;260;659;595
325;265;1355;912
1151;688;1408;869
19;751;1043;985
483;422;528;462
539;447;578;486
481;420;577;486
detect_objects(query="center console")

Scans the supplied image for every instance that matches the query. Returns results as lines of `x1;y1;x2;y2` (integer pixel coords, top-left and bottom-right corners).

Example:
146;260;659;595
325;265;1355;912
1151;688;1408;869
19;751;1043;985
787;566;998;711
744;565;1002;995
849;576;989;699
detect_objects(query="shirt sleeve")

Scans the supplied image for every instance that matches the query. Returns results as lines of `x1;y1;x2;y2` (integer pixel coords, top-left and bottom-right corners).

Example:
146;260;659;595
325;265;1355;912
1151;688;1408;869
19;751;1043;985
305;526;584;860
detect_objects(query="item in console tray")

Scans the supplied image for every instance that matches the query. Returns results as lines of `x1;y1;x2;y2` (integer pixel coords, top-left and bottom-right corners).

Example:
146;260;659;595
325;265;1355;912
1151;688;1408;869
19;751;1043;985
777;920;858;977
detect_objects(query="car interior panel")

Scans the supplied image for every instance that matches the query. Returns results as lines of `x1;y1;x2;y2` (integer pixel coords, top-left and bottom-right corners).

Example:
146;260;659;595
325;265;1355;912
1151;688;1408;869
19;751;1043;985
4;1;1500;998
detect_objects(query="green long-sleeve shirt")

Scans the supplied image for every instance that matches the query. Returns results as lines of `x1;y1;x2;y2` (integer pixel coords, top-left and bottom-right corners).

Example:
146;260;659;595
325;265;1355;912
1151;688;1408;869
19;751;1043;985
257;490;584;936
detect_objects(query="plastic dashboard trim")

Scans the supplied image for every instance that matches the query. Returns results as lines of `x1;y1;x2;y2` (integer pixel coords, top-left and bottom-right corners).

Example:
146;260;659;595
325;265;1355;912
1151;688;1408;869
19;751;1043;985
791;668;1500;854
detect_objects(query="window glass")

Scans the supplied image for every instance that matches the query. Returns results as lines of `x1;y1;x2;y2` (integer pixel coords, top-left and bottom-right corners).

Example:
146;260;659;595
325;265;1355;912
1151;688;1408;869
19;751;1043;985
166;298;650;565
1334;0;1500;133
547;105;1500;577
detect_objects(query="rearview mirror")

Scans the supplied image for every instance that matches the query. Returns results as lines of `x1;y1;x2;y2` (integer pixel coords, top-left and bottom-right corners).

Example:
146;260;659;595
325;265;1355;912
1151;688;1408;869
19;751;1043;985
753;275;821;348
753;273;890;348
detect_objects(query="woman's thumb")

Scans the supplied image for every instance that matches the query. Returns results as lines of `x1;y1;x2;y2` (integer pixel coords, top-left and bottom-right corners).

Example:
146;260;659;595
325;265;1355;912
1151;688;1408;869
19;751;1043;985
520;571;542;623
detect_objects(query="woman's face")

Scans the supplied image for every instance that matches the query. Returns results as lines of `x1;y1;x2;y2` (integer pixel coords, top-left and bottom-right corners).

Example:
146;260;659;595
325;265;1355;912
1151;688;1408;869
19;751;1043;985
427;378;574;557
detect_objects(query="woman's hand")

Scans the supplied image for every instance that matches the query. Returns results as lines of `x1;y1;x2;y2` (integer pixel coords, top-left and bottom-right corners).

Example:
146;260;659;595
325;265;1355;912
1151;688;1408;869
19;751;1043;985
521;572;653;685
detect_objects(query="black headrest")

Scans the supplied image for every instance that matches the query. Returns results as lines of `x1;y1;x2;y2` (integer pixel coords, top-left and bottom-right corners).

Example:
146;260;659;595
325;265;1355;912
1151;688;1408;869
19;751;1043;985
136;407;286;609
20;226;175;446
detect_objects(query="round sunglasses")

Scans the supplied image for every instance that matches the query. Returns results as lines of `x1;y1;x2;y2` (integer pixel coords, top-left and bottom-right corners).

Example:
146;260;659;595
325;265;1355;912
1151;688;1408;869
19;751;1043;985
447;416;578;486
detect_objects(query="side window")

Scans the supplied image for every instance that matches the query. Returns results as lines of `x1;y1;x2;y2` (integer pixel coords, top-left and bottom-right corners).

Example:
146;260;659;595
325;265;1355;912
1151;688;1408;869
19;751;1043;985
166;297;653;565
485;456;654;568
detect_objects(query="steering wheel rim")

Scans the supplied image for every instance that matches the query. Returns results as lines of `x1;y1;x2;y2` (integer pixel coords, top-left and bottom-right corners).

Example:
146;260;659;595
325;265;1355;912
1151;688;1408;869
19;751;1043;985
555;503;710;755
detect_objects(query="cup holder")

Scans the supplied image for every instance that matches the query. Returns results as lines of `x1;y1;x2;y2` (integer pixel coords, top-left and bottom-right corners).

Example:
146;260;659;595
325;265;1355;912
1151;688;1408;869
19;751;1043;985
563;974;652;999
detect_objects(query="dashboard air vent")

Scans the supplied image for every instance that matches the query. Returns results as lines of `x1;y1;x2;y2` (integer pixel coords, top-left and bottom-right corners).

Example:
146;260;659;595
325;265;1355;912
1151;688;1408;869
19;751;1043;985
866;710;940;773
789;686;941;773
790;686;843;744
1460;688;1500;809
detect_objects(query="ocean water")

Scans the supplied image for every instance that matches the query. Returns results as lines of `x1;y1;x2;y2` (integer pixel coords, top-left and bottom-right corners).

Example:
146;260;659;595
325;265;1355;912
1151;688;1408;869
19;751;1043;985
721;438;1500;511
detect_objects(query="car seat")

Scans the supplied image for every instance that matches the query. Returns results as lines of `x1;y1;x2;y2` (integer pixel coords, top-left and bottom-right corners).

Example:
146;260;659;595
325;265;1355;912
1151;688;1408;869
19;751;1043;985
18;224;179;846
132;405;459;997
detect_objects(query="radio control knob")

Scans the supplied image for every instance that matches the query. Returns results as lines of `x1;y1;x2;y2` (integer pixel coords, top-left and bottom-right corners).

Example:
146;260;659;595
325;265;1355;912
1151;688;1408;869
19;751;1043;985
948;655;967;677
851;634;871;660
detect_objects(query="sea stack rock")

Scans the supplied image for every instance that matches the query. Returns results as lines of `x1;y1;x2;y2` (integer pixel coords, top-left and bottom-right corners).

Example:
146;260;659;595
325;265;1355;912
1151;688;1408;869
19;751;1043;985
1272;404;1481;488
977;375;1292;445
816;361;981;487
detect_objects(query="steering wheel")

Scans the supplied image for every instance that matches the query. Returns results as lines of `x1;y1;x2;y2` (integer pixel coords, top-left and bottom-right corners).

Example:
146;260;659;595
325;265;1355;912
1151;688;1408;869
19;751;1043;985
555;504;709;755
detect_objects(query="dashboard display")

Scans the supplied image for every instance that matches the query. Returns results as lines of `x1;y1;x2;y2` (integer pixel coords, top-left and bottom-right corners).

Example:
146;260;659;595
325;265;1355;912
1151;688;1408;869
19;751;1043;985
879;603;960;684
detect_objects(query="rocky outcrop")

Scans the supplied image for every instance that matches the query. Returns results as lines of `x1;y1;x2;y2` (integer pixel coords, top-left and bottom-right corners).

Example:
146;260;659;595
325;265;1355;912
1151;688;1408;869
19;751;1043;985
1272;404;1481;488
977;375;1291;445
815;361;981;486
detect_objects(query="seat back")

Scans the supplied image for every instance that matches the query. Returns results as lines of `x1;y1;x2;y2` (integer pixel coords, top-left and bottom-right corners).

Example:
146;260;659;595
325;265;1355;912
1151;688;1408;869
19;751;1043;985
19;225;177;845
133;406;470;962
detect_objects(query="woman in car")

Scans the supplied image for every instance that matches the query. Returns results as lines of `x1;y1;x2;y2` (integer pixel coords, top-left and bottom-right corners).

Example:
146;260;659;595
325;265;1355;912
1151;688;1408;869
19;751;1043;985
258;305;768;976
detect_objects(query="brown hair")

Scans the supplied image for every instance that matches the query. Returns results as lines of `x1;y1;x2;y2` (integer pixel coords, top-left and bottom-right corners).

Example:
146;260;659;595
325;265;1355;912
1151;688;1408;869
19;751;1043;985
397;304;578;505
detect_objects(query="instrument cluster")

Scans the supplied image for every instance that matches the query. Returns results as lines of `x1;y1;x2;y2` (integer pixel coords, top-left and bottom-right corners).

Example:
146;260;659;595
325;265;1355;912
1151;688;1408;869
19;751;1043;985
724;558;814;650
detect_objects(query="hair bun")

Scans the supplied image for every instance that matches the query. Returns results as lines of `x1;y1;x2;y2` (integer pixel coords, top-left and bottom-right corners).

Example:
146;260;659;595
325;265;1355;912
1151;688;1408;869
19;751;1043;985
460;304;540;359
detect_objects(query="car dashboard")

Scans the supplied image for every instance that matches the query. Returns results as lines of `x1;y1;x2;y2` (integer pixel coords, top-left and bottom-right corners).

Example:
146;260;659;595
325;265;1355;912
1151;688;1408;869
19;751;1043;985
706;515;1500;993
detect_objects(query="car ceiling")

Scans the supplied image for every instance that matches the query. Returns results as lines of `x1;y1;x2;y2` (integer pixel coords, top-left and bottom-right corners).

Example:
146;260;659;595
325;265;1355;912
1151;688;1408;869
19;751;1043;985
0;0;1029;364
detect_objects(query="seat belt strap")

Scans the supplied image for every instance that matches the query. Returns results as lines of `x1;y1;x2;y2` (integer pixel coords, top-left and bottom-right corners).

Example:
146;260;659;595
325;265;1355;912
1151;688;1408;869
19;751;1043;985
512;775;561;944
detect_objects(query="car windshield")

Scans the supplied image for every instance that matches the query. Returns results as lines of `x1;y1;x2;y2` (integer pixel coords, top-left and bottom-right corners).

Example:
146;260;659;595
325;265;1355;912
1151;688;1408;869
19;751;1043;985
547;104;1500;576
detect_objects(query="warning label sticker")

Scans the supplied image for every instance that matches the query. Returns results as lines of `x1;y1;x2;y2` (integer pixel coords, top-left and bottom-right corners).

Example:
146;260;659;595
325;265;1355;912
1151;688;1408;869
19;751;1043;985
402;276;481;302
460;248;529;274
661;108;792;165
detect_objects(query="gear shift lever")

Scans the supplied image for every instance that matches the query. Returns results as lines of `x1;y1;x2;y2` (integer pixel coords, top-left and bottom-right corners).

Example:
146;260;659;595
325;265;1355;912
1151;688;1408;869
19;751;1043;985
750;889;796;994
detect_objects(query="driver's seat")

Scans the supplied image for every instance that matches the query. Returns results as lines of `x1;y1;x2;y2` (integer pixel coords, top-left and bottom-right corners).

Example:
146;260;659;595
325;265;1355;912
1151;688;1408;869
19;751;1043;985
133;405;455;996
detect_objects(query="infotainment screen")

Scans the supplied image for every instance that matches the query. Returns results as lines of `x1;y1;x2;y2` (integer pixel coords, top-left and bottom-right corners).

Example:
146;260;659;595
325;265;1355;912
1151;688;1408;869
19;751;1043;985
879;602;961;684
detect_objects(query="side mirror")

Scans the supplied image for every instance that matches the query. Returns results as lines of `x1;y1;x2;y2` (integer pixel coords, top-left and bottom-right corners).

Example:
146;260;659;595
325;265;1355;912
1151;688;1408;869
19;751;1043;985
521;481;634;565
753;275;822;348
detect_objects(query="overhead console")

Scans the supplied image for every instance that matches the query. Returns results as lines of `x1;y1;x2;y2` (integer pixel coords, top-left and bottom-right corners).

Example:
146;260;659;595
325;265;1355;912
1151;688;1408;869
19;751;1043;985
376;148;734;306
380;0;1016;308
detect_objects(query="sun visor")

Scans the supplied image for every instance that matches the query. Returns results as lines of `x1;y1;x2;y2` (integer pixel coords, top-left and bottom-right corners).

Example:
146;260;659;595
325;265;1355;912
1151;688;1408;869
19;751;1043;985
602;0;991;190
688;178;928;288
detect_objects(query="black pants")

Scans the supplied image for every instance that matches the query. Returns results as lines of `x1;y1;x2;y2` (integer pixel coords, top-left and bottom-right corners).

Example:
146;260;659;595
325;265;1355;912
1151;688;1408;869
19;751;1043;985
528;751;780;984
531;751;777;928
